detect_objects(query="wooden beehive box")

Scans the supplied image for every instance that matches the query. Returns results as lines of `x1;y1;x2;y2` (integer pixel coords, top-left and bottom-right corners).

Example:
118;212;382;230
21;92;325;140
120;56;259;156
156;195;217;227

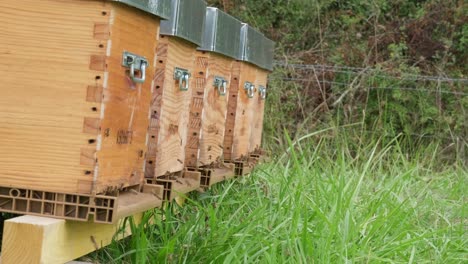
249;36;275;155
183;8;244;187
0;0;170;222
224;24;274;173
185;51;233;167
145;0;206;198
224;62;258;162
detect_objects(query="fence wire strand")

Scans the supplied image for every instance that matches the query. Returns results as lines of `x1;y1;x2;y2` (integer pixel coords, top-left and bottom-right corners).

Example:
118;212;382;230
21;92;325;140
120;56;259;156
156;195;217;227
269;62;467;96
273;62;468;83
272;78;468;96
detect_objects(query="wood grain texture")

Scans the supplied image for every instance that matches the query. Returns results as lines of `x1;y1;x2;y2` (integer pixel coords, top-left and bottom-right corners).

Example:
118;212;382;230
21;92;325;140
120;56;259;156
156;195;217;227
0;0;109;194
223;62;240;161
249;69;269;152
198;53;233;166
1;213;145;264
94;3;159;194
0;0;160;194
145;42;168;178
223;62;257;161
184;52;208;168
152;37;197;177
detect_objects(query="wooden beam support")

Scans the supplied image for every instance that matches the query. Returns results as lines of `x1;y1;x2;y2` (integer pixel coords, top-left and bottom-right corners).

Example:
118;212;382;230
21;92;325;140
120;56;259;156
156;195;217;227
1;213;144;264
0;189;164;263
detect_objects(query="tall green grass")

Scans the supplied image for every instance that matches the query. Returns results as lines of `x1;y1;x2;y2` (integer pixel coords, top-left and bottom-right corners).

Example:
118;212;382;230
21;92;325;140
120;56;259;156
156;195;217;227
90;131;466;263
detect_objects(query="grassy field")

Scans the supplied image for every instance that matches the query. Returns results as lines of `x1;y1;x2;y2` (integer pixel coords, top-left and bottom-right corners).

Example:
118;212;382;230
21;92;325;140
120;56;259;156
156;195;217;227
90;131;466;263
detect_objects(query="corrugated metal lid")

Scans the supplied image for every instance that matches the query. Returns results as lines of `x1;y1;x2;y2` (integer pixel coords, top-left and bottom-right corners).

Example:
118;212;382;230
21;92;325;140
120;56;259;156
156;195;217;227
159;0;207;46
239;24;275;71
112;0;172;19
198;7;243;60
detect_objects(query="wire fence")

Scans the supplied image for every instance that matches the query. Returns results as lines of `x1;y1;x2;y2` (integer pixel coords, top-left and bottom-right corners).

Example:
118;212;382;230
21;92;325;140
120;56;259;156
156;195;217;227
268;62;467;142
270;62;468;96
273;62;468;83
274;78;468;96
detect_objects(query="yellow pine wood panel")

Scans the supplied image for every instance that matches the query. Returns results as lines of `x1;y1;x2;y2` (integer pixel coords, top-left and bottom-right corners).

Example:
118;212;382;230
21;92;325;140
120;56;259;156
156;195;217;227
249;69;269;152
198;53;233;166
154;37;196;177
94;4;159;193
2;213;146;264
0;0;108;62
0;0;109;194
231;63;257;159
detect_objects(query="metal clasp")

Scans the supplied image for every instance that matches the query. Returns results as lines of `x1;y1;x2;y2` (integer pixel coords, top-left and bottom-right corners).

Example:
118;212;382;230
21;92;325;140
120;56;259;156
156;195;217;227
258;85;266;100
122;51;148;83
244;81;255;98
214;76;227;96
174;68;191;91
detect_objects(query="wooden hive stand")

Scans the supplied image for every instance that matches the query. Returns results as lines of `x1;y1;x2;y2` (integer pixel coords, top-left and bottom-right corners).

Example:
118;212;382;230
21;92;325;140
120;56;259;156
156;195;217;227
0;212;146;264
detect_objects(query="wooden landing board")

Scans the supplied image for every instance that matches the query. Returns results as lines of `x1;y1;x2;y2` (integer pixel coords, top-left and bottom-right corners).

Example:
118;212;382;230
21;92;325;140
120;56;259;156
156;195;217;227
0;0;160;195
146;37;197;178
223;62;257;161
1;214;144;264
185;52;233;167
249;69;269;152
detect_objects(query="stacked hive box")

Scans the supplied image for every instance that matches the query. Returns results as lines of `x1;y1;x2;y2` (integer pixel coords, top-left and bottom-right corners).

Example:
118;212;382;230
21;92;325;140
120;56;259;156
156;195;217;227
248;31;275;159
0;0;171;223
145;0;206;201
184;8;244;187
223;24;275;175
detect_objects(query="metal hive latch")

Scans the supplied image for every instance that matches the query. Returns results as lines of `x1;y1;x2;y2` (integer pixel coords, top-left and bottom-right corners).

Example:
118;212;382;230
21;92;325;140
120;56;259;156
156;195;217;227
174;68;191;91
214;76;228;96
122;51;148;83
258;85;266;100
244;81;255;98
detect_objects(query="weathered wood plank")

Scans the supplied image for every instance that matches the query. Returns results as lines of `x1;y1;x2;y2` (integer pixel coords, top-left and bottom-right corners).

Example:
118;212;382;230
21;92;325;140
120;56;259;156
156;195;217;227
198;53;233;166
94;4;159;193
185;52;209;168
151;37;197;177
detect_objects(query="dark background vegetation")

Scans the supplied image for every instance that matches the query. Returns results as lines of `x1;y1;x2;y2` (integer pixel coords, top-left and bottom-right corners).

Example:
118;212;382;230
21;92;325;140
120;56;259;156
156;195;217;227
209;0;467;162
